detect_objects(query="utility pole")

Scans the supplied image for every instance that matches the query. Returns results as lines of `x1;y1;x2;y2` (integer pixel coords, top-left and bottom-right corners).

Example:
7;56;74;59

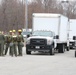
25;0;28;33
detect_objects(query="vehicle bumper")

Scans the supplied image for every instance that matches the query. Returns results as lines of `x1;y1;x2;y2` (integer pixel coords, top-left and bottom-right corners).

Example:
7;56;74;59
69;42;75;49
26;44;52;51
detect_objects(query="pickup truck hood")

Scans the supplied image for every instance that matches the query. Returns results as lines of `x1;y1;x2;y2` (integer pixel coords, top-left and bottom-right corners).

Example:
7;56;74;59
27;36;53;41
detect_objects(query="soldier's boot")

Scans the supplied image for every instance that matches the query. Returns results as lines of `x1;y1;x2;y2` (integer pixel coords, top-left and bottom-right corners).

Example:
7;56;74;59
20;50;22;56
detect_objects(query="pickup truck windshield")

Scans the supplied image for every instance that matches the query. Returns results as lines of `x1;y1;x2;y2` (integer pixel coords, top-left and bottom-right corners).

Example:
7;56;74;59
32;31;53;37
22;32;31;35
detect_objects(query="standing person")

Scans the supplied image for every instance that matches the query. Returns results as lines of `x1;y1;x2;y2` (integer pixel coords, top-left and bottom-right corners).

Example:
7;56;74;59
5;30;13;56
4;32;7;55
1;31;5;55
0;31;5;56
12;30;17;57
17;29;24;56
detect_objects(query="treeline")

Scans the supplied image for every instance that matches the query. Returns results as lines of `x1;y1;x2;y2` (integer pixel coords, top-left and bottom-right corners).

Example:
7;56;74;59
0;0;76;31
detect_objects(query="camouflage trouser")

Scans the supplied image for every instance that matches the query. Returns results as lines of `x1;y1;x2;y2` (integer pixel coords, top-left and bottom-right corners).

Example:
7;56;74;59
11;43;17;57
5;43;12;55
18;42;23;56
0;43;4;56
5;43;9;55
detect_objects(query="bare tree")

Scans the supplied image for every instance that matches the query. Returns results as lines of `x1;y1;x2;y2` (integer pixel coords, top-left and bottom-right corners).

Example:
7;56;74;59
0;0;76;31
0;0;25;31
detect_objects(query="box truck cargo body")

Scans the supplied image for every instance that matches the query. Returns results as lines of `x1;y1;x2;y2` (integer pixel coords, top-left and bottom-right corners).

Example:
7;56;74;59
26;13;69;55
69;19;76;49
33;14;68;43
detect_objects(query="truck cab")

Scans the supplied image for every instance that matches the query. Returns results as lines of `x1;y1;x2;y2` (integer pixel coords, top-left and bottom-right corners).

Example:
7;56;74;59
26;13;69;55
69;19;76;49
26;30;56;55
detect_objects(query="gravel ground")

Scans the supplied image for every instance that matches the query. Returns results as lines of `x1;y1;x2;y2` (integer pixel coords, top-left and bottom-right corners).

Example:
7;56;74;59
0;47;76;75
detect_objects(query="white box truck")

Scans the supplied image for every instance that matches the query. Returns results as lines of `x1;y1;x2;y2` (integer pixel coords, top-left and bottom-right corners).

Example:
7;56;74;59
26;13;69;55
69;19;76;49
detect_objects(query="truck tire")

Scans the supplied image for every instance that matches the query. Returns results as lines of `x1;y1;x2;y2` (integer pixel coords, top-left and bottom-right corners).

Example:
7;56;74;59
26;48;31;54
67;47;69;51
50;46;55;55
70;47;73;49
58;44;65;53
75;51;76;57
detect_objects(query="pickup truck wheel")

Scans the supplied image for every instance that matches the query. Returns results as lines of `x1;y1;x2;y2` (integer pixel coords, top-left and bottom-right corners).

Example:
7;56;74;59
70;47;73;49
50;46;55;55
26;48;31;54
75;51;76;57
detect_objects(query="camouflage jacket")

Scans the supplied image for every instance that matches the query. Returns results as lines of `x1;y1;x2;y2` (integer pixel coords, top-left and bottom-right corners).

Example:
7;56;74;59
0;34;5;43
12;35;17;43
17;34;24;42
5;35;12;43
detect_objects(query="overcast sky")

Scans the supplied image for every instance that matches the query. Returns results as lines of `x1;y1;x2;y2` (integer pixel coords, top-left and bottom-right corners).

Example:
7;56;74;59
60;0;75;1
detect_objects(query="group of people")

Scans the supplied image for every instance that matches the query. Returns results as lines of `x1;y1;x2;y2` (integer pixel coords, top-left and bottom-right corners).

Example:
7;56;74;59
0;29;24;57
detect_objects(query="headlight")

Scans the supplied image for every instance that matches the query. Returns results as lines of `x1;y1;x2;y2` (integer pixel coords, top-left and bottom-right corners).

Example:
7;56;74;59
26;39;30;44
47;39;52;45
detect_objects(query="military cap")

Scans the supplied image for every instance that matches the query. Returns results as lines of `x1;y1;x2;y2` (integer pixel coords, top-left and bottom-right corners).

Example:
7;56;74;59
18;29;22;32
9;30;12;33
12;30;16;32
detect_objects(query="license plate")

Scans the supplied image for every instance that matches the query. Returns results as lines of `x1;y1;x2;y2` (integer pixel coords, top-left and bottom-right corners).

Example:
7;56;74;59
70;44;72;45
35;46;40;49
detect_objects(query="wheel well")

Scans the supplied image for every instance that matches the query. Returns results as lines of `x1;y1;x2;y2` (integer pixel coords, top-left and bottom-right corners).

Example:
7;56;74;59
52;42;54;47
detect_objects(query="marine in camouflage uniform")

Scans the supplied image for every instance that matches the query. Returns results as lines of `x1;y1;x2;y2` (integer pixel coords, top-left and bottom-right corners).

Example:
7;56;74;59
0;31;5;56
1;31;5;55
5;30;13;56
12;30;17;57
17;29;24;56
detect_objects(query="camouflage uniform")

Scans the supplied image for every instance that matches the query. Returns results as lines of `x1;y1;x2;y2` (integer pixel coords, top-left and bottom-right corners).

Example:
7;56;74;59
0;31;5;56
4;34;8;55
12;30;17;57
17;30;24;56
5;31;13;56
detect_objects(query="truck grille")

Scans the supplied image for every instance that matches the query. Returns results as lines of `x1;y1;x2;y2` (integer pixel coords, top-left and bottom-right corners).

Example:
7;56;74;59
70;42;75;46
30;39;46;45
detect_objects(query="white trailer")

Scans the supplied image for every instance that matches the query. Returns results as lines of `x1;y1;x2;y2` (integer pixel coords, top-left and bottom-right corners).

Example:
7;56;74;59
26;13;69;55
69;19;76;49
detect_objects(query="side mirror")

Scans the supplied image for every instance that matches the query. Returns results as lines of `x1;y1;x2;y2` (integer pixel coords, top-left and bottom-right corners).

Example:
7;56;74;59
54;35;59;39
27;34;30;38
73;36;76;40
